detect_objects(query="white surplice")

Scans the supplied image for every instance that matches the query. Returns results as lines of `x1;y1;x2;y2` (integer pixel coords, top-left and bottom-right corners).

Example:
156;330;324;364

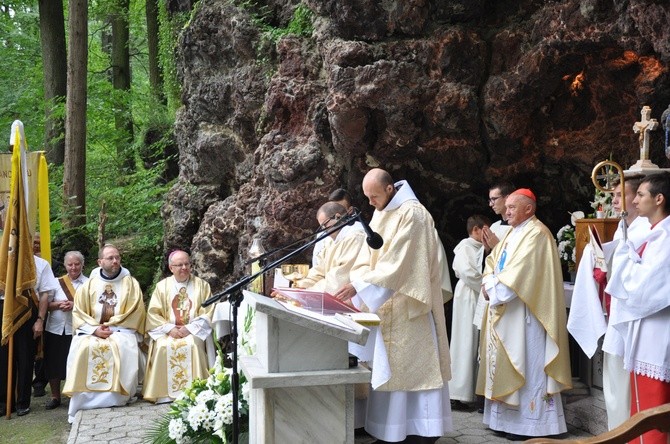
568;217;648;429
448;236;483;402
606;216;670;383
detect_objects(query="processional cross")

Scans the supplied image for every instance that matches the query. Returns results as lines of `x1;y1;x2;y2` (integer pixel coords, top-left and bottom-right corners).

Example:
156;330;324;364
633;105;658;161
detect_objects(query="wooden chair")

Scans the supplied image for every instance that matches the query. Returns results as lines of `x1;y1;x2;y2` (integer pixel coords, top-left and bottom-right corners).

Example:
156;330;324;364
525;403;670;443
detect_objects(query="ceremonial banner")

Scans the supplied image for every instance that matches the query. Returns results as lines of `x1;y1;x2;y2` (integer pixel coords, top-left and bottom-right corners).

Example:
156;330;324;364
0;148;50;263
0;123;38;345
0;152;38;230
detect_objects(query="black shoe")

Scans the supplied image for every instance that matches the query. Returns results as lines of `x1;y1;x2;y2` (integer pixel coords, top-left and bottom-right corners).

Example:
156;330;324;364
33;386;46;397
450;400;471;411
45;398;61;410
354;428;371;437
506;433;530;441
16;407;30;416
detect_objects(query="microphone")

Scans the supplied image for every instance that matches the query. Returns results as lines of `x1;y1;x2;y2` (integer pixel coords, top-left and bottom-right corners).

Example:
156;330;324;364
356;212;384;249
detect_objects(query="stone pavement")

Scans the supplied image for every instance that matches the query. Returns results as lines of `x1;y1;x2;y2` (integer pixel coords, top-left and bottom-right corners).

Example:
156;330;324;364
67;401;169;444
66;389;606;443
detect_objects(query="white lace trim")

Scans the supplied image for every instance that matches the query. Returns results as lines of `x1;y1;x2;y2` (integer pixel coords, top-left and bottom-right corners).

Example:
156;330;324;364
632;360;670;382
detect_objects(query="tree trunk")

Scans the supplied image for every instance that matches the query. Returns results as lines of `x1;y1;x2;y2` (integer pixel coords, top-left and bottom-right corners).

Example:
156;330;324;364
38;0;67;165
111;0;135;173
63;0;88;229
146;0;165;103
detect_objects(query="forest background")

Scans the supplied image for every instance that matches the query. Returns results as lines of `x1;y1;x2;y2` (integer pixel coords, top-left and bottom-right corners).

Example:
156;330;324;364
0;0;188;291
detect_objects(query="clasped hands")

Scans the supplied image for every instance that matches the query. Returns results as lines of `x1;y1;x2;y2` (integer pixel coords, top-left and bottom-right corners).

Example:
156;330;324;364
94;325;114;339
57;300;74;312
168;326;192;339
481;226;500;251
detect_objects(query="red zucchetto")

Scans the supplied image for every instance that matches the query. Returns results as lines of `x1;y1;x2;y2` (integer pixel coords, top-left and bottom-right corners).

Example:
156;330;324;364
511;188;536;201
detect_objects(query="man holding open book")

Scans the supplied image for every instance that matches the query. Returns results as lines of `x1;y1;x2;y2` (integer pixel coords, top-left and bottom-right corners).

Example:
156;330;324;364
296;201;366;294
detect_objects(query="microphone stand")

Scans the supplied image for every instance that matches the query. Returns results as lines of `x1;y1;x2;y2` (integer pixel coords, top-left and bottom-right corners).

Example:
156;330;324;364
201;209;361;444
245;224;334;265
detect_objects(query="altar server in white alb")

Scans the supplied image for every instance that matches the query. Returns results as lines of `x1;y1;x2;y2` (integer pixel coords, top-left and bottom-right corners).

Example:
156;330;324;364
568;176;648;430
605;172;670;444
143;250;215;403
63;245;146;423
449;214;489;407
478;189;572;440
334;168;452;443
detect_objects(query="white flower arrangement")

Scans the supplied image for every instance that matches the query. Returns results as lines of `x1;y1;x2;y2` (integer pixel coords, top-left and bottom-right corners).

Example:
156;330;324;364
556;223;576;271
590;189;614;218
149;304;256;444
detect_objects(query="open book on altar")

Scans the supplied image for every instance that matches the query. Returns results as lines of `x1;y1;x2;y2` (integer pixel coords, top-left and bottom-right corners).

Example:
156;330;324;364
272;287;360;315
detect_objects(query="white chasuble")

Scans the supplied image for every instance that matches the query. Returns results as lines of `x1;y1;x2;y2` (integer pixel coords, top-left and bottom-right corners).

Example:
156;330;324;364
348;180;453;442
63;268;145;423
167;338;193;398
297;222;367;294
478;217;571;436
143;275;214;403
86;337;115;390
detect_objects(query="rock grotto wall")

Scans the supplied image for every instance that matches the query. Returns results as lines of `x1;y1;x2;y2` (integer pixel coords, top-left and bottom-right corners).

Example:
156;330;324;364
162;0;670;291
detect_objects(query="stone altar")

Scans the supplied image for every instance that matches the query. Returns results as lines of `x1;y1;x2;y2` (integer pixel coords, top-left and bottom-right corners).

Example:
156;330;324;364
240;291;371;444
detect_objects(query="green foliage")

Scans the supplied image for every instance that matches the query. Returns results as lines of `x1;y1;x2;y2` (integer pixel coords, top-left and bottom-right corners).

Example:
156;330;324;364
264;3;314;42
0;0;182;290
158;1;189;115
88;157;170;250
144;414;173;444
235;1;314;43
231;1;313;79
0;3;45;146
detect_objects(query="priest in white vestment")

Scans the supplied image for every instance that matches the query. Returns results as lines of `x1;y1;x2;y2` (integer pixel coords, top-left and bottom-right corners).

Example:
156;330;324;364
334;168;452;443
568;177;648;430
63;245;146;423
297;202;366;294
449;215;489;405
143;250;215;403
605;173;670;444
311;188;353;266
296;202;369;429
478;189;572;439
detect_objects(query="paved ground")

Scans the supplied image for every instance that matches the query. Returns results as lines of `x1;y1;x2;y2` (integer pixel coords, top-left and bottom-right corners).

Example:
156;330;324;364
65;391;603;444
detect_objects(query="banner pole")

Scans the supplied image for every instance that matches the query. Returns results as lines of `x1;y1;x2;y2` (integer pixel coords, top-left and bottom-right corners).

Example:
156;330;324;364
5;335;13;418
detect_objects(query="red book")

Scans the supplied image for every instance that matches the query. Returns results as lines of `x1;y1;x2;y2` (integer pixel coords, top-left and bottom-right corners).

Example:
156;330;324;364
271;287;360;315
